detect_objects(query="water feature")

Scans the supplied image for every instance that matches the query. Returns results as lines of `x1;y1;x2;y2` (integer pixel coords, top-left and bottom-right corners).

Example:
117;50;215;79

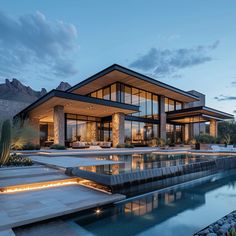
69;170;236;236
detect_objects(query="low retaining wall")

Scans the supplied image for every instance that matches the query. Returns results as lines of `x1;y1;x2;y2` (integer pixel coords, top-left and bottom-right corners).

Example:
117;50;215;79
195;211;236;236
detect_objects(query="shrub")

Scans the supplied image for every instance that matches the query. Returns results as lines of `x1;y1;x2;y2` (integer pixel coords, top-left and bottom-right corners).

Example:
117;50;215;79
195;134;216;144
50;144;66;150
20;142;40;150
116;143;134;148
4;153;33;167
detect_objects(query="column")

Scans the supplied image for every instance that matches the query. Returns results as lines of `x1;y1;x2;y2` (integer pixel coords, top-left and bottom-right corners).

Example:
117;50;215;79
210;119;218;137
53;105;65;145
159;96;166;140
86;122;98;142
112;112;125;147
29;118;40;145
184;124;189;142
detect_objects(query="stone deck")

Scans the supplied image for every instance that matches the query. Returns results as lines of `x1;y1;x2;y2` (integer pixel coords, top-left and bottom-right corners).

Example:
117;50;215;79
0;185;125;231
0;165;125;234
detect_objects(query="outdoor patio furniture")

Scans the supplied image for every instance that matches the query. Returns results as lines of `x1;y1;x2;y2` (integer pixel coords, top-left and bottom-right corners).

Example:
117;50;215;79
72;141;90;149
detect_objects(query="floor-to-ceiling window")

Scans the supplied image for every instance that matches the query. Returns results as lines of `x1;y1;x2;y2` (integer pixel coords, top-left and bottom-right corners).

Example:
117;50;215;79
165;98;183;112
65;114;101;142
166;124;183;144
125;120;159;145
89;82;160;120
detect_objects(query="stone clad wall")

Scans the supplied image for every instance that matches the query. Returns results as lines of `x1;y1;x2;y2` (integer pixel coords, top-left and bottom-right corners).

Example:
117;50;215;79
0;99;30;120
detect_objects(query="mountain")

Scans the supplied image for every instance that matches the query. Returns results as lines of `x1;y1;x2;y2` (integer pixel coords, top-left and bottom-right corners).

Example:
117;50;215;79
56;81;71;91
0;79;71;103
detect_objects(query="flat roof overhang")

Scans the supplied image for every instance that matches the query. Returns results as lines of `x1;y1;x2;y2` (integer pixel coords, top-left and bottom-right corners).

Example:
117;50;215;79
14;90;139;122
67;64;199;103
167;106;234;124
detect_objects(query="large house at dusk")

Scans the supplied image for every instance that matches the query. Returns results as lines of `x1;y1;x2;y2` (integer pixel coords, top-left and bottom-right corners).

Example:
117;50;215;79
14;64;234;148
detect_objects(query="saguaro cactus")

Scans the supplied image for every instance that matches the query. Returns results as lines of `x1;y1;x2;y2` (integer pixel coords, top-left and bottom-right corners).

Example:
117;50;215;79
0;120;11;165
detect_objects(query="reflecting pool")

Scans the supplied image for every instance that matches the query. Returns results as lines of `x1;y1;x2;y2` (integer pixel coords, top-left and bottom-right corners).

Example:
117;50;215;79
71;170;236;236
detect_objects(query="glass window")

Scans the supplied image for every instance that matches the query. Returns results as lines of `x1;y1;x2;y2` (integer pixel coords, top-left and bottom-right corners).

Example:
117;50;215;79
153;95;159;119
153;124;159;138
124;86;132;104
176;101;182;110
144;123;153;141
165;98;175;112
103;87;110;100
76;121;87;141
66;119;76;141
91;92;97;98
146;92;152;118
165;98;169;112
97;89;103;99
125;120;132;143
139;90;146;117
132;88;140;116
132;122;141;144
103;122;110;141
111;84;117;101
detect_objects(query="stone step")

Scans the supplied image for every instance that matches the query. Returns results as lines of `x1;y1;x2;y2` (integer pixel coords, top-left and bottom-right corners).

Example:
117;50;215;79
0;178;80;193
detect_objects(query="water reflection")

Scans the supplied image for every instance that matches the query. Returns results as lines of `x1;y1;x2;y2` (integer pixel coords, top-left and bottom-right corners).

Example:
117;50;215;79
79;154;210;175
73;171;236;236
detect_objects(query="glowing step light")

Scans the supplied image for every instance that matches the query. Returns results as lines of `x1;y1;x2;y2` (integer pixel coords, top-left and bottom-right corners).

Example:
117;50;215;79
0;178;80;194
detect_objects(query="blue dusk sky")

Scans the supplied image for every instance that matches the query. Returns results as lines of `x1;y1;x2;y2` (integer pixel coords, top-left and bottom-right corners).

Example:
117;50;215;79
0;0;236;114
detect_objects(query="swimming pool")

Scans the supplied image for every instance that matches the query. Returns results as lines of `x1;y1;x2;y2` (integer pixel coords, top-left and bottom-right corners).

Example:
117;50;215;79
79;153;211;175
70;170;236;236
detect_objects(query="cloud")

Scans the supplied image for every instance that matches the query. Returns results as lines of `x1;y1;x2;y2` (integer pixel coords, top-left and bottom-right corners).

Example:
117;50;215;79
0;11;79;78
214;95;236;101
129;41;219;77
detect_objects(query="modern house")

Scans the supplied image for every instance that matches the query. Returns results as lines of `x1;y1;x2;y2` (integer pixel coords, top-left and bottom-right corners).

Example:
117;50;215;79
14;64;234;147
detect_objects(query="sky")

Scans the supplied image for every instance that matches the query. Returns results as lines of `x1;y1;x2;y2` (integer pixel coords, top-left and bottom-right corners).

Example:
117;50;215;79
0;0;236;114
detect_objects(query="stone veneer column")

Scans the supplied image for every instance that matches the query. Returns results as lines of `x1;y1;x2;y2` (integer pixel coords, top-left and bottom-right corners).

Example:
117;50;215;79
112;112;125;147
53;105;65;145
210;119;218;137
159;96;166;140
29;118;40;145
184;124;189;142
86;122;98;142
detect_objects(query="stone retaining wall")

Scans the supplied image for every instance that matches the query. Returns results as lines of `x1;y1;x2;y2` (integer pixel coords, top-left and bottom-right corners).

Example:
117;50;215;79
0;99;30;120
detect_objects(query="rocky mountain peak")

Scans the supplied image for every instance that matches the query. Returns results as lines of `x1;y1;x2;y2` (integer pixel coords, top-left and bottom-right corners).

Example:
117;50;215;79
0;79;71;103
56;81;71;91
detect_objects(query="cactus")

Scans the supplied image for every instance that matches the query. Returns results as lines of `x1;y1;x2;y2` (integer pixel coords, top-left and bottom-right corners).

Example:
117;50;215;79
0;120;11;165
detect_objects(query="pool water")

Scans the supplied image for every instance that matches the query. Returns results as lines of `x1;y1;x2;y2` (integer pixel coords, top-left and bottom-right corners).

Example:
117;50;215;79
71;170;236;236
79;153;211;175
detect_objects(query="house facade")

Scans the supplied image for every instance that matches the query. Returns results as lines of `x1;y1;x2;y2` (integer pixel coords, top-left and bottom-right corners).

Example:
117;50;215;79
14;64;234;147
